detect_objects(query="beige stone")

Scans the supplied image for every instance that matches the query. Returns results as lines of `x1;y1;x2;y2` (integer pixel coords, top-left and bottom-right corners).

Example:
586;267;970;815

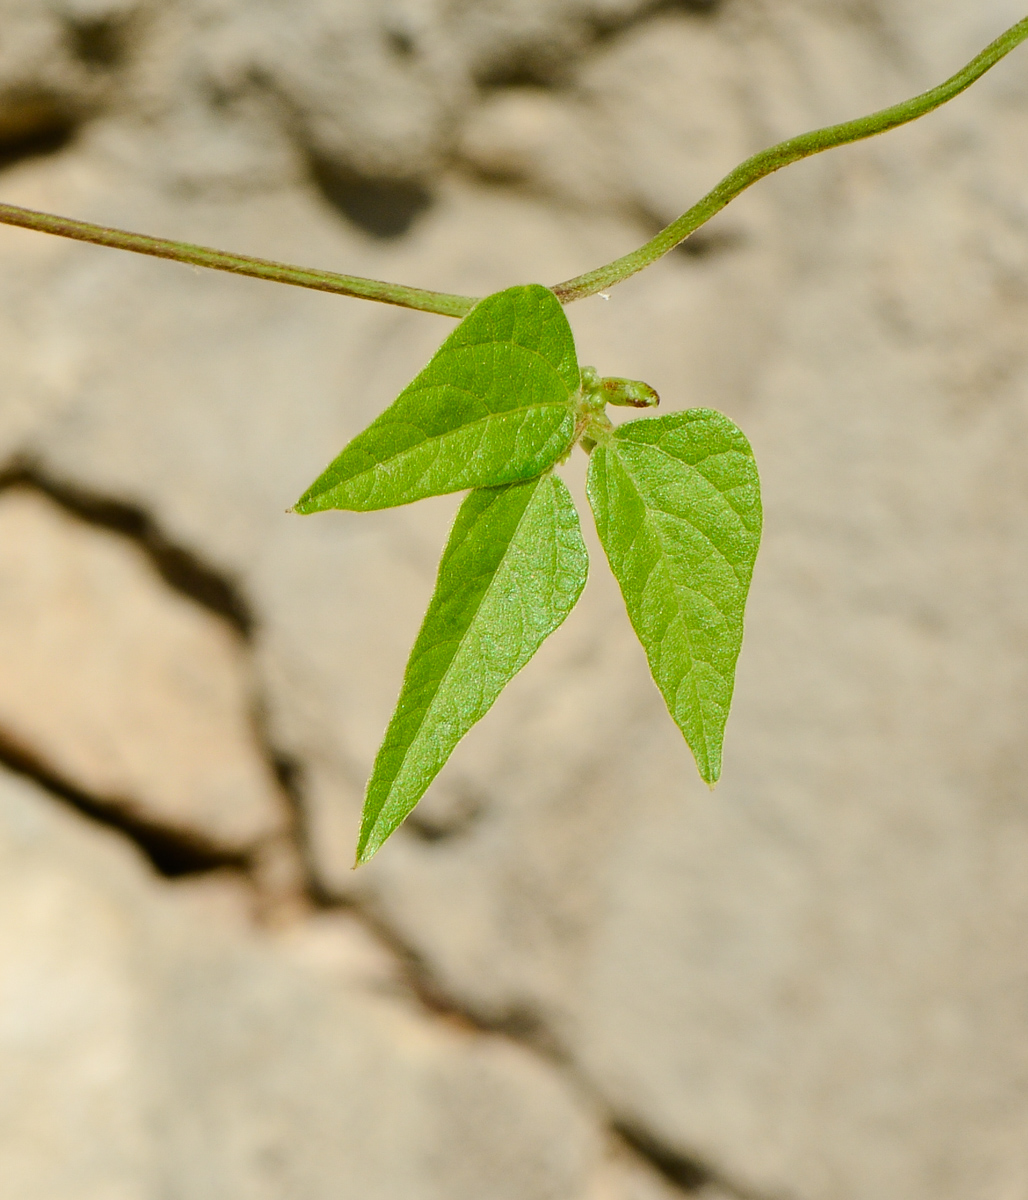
4;1;1028;1198
0;764;607;1199
0;486;285;853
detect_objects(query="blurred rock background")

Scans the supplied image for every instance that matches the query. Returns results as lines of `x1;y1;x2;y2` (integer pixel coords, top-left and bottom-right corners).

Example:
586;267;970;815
1;0;1028;1197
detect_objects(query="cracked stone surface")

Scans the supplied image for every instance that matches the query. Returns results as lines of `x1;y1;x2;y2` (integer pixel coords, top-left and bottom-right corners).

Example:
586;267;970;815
0;764;623;1200
2;0;1028;1197
0;484;286;854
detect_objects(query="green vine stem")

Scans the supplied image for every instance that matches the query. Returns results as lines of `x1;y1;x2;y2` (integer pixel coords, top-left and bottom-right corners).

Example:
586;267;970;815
0;204;478;317
551;14;1028;302
0;14;1025;317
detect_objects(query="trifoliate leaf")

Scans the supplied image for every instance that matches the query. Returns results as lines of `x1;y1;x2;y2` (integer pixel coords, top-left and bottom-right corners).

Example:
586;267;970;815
357;472;588;863
587;409;761;784
296;285;579;512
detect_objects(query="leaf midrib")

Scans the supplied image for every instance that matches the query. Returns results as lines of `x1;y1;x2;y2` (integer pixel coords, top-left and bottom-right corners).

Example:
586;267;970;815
617;438;755;588
375;478;549;810
435;336;578;394
341;388;571;488
616;449;740;627
611;448;731;771
620;434;758;525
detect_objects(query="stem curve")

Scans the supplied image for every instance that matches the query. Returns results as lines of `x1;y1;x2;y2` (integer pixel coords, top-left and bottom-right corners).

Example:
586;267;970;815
550;14;1028;302
0;15;1025;314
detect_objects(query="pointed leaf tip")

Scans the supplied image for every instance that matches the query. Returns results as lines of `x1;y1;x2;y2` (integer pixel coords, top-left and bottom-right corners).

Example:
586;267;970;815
356;471;588;863
587;408;761;784
296;284;580;513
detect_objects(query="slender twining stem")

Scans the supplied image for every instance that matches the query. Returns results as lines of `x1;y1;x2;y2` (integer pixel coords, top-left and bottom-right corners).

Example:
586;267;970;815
0;203;478;317
552;15;1028;301
0;15;1025;315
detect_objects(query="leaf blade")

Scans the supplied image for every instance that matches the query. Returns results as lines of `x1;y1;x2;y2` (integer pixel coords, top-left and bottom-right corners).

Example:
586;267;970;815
357;471;588;863
296;285;579;512
587;409;761;783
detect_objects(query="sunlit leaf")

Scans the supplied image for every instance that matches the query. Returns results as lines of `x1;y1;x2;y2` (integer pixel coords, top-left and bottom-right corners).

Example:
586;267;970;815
587;409;761;783
357;471;588;862
296;285;579;512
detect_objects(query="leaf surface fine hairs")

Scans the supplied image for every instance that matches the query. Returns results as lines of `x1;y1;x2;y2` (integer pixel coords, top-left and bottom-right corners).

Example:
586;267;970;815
296;285;579;512
587;409;761;784
357;471;588;862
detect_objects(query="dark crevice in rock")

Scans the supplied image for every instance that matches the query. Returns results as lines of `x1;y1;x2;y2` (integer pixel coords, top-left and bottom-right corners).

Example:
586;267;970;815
268;751;305;823
614;1123;712;1191
475;0;721;92
574;0;723;76
400;790;485;843
273;762;762;1198
398;960;568;1060
311;879;771;1199
0;111;78;173
476;56;572;90
0;465;305;889
67;17;128;69
591;0;721;38
614;1121;786;1200
0;462;254;637
254;728;330;907
655;0;720;13
0;726;247;878
308;157;434;239
401;807;480;842
316;886;573;1057
384;27;418;60
297;865;771;1199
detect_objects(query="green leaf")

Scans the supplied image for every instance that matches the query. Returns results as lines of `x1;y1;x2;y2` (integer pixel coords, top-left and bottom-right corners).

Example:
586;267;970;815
357;472;588;863
295;285;579;513
587;409;761;784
